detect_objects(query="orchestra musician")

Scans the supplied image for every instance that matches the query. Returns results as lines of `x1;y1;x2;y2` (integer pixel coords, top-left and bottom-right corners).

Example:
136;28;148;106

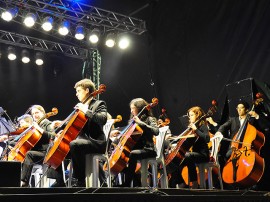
69;78;107;187
21;105;56;187
215;100;269;163
168;106;210;189
119;98;159;187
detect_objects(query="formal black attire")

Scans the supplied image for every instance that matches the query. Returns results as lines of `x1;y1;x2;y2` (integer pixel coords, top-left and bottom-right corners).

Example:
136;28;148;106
21;119;54;184
122;116;159;187
69;98;107;185
168;124;210;188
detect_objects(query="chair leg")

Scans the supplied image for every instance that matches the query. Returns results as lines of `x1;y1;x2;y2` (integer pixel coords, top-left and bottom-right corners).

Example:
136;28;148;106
197;164;206;189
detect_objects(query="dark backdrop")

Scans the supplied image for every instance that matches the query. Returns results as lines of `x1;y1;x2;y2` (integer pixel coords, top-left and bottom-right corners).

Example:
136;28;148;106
1;0;270;189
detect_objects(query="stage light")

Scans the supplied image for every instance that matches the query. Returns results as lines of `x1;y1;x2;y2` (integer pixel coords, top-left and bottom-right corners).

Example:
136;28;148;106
42;16;53;31
58;20;70;36
75;24;85;40
1;8;18;22
89;28;100;44
23;13;37;27
7;46;16;60
21;49;30;63
118;35;130;49
105;32;115;48
35;52;44;66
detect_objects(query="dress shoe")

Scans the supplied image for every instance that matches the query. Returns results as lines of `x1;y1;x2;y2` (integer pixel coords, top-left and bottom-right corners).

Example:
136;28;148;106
21;181;29;187
50;181;66;187
72;180;86;187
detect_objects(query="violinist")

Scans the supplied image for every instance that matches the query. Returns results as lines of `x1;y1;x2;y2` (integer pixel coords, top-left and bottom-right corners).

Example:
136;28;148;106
21;105;56;187
69;78;107;187
120;98;159;187
169;106;210;189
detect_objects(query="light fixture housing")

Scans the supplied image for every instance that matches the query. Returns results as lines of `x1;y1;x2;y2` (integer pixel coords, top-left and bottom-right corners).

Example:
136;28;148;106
1;8;18;22
42;16;53;31
75;24;85;40
105;32;115;48
21;49;30;63
35;52;44;66
7;46;16;60
23;13;37;27
58;20;70;36
89;28;100;44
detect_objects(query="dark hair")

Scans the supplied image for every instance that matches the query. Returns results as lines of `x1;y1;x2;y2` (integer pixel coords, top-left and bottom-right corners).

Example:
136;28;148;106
129;98;153;120
237;100;250;110
74;78;95;93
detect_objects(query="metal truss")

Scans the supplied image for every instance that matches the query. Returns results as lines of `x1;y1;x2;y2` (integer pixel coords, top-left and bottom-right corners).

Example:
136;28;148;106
0;0;147;35
0;29;89;59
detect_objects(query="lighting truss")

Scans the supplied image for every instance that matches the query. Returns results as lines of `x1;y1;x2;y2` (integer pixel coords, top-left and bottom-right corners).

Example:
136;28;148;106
0;29;89;59
0;0;147;35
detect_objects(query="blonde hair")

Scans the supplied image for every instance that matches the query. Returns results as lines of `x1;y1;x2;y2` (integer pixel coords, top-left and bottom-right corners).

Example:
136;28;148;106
31;105;46;115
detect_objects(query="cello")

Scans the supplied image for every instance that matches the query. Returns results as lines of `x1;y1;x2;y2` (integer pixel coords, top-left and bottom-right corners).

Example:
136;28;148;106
165;101;217;171
222;95;265;188
104;98;159;175
44;84;106;169
3;108;58;162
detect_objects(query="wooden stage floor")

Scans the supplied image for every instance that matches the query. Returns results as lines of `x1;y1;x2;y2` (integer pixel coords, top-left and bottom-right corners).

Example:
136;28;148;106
0;187;269;202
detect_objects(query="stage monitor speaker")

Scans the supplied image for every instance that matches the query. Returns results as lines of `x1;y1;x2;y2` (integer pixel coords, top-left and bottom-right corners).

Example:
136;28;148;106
0;161;21;187
226;78;254;117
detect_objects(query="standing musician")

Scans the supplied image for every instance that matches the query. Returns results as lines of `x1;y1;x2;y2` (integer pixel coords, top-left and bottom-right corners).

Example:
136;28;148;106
168;106;210;189
69;78;107;187
21;105;56;187
119;98;159;187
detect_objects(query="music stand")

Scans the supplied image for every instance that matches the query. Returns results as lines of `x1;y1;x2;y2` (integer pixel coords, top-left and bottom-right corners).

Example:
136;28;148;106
0;107;16;160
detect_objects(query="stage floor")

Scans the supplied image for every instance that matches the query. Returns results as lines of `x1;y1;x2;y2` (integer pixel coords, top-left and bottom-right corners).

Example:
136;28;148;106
0;187;269;202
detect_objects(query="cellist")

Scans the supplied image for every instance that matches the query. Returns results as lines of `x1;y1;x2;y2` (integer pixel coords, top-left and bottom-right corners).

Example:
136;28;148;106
69;78;107;187
119;98;159;187
21;105;57;187
168;106;210;189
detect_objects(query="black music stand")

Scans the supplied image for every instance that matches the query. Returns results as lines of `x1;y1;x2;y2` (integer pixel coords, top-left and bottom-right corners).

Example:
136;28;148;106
0;107;16;160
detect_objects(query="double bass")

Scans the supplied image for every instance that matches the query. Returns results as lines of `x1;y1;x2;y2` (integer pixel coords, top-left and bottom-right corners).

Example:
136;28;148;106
165;101;217;171
3;108;58;162
44;84;106;169
222;95;265;187
104;98;159;175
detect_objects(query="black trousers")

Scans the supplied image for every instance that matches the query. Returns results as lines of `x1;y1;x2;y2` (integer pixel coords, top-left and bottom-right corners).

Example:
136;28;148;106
123;148;157;187
169;151;209;188
69;138;105;182
21;150;46;183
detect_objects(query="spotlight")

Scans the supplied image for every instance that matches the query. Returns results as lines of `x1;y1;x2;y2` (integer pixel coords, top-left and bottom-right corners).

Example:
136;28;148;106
58;20;70;36
23;13;37;27
1;7;18;22
105;32;115;48
7;46;16;60
21;49;30;63
42;16;53;31
75;24;85;40
35;52;44;66
118;35;130;49
89;28;100;44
